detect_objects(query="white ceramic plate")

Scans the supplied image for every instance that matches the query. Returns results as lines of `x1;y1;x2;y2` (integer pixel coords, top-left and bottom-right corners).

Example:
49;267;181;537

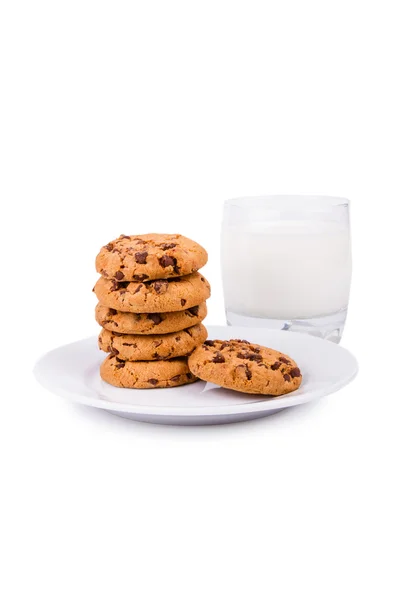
34;326;358;425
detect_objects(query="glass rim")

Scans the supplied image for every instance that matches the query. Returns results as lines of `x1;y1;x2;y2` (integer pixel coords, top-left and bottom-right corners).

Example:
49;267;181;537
225;195;350;209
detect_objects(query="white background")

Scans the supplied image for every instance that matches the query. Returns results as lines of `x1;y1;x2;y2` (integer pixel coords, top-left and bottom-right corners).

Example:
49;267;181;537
1;1;399;598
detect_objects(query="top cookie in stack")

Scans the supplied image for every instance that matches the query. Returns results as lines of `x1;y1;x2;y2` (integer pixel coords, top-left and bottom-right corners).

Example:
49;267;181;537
93;234;211;389
95;233;207;282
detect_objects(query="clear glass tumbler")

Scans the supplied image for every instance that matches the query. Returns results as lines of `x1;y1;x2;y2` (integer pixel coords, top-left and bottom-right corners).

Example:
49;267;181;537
221;196;352;343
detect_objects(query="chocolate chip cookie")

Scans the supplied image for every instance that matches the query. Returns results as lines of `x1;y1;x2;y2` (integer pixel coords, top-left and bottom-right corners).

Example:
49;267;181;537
188;339;302;396
100;355;197;389
93;272;211;313
96;233;207;282
95;302;207;335
99;323;208;361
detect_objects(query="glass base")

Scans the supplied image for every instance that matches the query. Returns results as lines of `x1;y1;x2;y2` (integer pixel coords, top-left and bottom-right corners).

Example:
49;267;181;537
225;308;348;344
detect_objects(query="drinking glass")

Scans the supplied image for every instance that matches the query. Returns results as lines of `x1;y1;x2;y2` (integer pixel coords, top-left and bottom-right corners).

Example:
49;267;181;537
221;196;352;343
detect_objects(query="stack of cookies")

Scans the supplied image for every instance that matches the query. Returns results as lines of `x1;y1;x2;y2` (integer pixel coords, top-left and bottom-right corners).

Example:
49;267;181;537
93;234;210;389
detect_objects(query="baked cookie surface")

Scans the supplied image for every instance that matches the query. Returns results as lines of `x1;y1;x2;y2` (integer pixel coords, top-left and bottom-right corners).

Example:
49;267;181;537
96;233;207;282
99;323;208;361
100;355;197;389
188;339;302;396
93;272;210;313
95;302;207;334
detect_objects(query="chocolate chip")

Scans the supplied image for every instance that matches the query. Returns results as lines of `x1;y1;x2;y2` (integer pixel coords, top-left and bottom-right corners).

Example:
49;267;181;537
212;352;225;363
159;243;177;250
233;339;250;344
152;352;160;359
159;255;176;268
107;308;117;316
188;306;199;316
100;269;109;277
110;280;120;291
174;265;180;274
133;284;143;294
114;270;124;280
236;364;252;380
120;235;131;240
110;347;119;356
122;342;137;348
148;379;158;386
279;357;291;365
154;340;163;347
237;351;262;362
289;367;301;378
175;336;181;341
271;361;281;370
105;320;118;327
133;274;149;282
135;251;148;264
220;342;229;350
181;299;186;306
283;374;291;382
204;340;215;347
170;375;181;382
250;346;261;353
115;356;124;363
148;313;162;325
115;362;125;369
153;280;169;294
249;354;262;362
201;277;205;282
105;243;113;251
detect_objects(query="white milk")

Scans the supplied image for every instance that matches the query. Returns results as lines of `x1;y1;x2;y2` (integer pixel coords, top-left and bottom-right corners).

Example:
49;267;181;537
221;220;352;320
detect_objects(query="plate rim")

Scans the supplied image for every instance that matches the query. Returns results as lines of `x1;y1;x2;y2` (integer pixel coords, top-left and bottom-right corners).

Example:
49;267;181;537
34;327;358;417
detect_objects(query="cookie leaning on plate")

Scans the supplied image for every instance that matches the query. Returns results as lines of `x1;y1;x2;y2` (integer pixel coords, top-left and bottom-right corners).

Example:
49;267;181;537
96;233;208;282
99;323;208;361
93;272;211;313
95;302;207;334
188;339;302;396
100;355;196;389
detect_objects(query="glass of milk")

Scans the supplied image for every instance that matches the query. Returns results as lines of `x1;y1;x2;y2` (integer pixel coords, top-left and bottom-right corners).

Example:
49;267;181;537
221;196;352;342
